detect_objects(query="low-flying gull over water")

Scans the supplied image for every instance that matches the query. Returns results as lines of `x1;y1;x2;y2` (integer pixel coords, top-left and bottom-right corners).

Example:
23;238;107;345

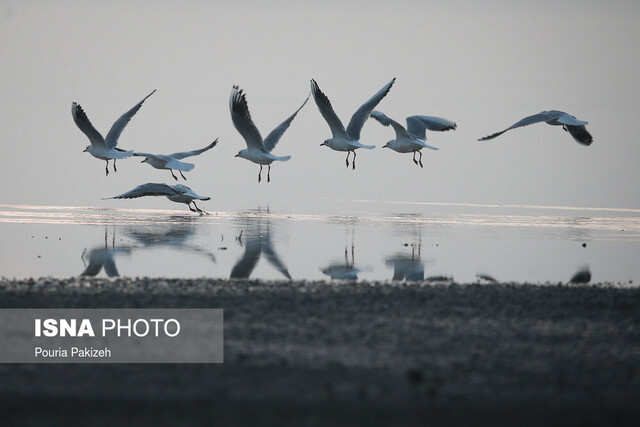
478;110;593;145
105;183;211;214
311;78;395;169
133;138;218;180
370;111;456;167
230;86;309;183
72;90;156;176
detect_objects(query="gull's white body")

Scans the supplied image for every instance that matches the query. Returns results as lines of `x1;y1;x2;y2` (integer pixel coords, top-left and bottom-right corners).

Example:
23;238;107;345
72;90;156;175
478;110;593;145
142;155;194;171
383;139;436;153
310;78;395;169
134;139;218;180
107;183;210;214
371;111;456;167
237;149;289;166
230;86;309;182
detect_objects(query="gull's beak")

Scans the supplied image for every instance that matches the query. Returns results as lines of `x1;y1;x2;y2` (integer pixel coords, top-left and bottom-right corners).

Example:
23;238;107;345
382;144;388;148
82;148;87;152
320;142;326;146
234;154;239;157
140;159;146;163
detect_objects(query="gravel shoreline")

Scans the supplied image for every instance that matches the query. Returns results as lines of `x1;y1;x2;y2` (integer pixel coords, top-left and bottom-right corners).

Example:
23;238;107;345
2;277;640;425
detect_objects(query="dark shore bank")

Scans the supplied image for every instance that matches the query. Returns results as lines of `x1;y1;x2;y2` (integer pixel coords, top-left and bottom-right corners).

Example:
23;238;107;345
1;278;640;426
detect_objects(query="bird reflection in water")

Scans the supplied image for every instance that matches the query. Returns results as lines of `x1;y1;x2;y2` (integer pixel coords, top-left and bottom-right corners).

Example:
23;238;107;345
569;266;591;284
123;217;216;264
321;244;363;281
230;214;291;279
476;273;498;284
385;242;425;282
80;228;131;277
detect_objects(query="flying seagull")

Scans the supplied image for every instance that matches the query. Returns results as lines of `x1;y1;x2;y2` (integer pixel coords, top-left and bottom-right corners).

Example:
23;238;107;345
230;86;309;183
370;111;456;167
106;183;211;214
72;90;156;176
310;78;395;169
478;110;593;146
133;138;218;180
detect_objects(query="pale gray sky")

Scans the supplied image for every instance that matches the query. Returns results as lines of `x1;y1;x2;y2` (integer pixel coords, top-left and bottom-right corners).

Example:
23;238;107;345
1;0;639;213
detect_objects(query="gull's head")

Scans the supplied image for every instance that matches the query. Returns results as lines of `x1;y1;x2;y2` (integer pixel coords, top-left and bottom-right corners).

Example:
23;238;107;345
140;157;148;163
382;140;395;149
320;140;329;147
235;149;248;159
83;145;90;153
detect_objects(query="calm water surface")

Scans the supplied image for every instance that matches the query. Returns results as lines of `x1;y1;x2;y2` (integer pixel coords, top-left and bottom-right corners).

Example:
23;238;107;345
1;202;639;284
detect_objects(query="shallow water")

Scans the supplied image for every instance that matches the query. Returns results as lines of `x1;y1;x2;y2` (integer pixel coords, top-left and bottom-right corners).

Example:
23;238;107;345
1;202;639;284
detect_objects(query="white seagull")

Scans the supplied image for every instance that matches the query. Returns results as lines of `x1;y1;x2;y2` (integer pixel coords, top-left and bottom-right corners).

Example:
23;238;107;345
106;183;211;214
230;86;309;183
310;78;395;169
478;110;593;145
133;138;219;180
72;90;156;176
370;111;456;167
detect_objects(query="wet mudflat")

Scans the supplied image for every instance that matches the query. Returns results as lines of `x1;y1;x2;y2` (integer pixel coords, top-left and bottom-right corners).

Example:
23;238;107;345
1;277;640;425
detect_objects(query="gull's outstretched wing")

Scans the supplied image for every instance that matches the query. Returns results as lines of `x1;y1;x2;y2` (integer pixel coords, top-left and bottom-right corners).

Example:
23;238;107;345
310;79;348;139
263;94;310;153
104;89;156;149
370;111;410;139
107;183;179;199
230;86;265;151
170;138;219;159
346;78;395;141
164;158;195;172
406;115;457;139
565;125;593;146
478;111;560;141
72;103;106;148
